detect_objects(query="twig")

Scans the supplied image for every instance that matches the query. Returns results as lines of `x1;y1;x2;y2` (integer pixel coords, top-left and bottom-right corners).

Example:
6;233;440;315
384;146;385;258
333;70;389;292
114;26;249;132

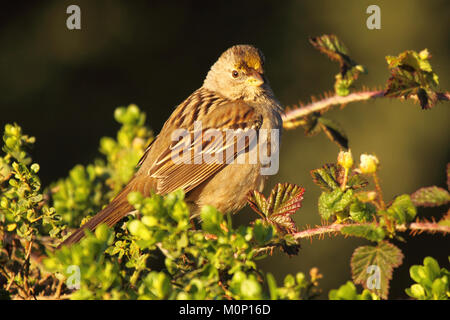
282;90;450;129
282;90;385;127
292;220;450;240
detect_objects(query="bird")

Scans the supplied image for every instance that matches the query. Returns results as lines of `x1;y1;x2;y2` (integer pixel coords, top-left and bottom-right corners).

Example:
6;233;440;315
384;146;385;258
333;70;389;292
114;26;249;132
59;44;283;247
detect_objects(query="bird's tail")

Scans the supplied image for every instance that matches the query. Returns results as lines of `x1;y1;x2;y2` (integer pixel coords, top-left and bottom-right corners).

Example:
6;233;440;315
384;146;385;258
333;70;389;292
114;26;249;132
57;184;134;248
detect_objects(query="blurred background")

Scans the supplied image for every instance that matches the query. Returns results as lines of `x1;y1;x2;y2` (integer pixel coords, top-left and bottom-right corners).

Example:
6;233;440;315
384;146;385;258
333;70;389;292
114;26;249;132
0;0;448;299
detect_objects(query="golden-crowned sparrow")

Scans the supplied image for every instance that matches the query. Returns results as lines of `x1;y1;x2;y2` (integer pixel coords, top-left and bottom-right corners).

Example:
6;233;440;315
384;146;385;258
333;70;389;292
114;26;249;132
59;45;283;247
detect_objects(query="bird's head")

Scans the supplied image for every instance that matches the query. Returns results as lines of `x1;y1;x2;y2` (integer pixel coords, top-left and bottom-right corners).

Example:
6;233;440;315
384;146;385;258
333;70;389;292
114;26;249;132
203;45;271;101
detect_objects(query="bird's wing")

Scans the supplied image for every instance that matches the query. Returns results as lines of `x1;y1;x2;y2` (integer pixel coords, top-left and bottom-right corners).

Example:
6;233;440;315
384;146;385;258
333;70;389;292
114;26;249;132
147;101;262;195
137;137;156;168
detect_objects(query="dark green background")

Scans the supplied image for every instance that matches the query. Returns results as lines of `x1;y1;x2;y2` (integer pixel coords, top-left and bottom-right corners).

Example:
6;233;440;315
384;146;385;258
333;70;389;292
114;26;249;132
1;0;449;299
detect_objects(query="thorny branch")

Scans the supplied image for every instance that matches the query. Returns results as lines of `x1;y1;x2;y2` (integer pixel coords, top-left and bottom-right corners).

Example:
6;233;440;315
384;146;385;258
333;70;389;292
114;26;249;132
282;89;450;129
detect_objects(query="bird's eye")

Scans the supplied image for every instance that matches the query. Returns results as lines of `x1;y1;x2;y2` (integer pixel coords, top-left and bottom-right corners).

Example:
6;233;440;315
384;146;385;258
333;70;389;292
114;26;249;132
232;70;239;78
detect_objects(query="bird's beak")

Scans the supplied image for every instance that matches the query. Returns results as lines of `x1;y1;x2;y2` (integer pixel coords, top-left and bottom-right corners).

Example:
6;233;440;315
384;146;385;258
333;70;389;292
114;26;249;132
246;71;264;87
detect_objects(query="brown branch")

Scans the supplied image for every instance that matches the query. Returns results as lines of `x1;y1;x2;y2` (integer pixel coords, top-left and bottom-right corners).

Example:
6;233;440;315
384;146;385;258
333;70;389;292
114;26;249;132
282;90;450;130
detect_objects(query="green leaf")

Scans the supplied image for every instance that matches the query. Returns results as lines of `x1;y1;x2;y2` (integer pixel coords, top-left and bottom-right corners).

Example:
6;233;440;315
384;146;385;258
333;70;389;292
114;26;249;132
411;186;450;207
309;34;366;96
347;173;369;190
341;224;385;242
329;281;358;300
329;281;379;300
351;241;404;299
253;220;274;244
406;256;449;300
318;189;353;220
266;273;278;300
310;164;343;192
200;205;223;235
349;199;376;222
386;194;417;224
384;49;440;109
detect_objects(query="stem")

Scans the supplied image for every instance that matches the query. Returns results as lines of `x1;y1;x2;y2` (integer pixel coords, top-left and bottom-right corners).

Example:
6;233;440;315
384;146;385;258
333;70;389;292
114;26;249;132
341;167;349;191
372;172;385;210
282;90;385;127
282;90;450;129
292;220;450;240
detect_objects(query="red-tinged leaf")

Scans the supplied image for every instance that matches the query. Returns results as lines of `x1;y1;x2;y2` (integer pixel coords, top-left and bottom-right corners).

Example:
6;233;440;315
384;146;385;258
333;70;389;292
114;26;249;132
411;186;450;207
270;214;298;234
351;241;404;299
267;183;305;217
247;190;268;218
247;183;305;235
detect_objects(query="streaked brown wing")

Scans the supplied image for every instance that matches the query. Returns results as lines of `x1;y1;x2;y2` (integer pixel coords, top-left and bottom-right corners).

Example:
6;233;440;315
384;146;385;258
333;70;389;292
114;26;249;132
148;101;262;195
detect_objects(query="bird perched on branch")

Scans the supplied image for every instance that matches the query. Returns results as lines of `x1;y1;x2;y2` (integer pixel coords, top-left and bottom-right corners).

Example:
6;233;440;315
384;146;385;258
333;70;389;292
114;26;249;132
59;44;283;247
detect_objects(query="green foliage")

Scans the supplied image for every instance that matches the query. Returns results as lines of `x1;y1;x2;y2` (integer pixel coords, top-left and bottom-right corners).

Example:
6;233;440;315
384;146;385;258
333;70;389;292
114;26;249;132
0;124;62;299
309;34;366;96
405;257;449;300
267;269;322;300
329;281;379;300
1;34;448;300
382;194;417;225
44;188;320;300
43;225;129;299
385;49;440;109
411;186;450;208
341;224;385;242
308;151;448;299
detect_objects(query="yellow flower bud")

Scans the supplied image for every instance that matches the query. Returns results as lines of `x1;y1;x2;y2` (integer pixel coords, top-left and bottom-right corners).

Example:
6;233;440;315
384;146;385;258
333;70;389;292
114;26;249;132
337;150;354;169
419;49;429;60
359;154;379;174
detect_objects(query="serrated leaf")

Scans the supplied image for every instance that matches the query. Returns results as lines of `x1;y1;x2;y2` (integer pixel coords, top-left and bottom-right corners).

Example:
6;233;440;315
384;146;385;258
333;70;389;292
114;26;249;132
248;183;304;234
247;190;268;218
309;34;366;96
349;200;376;222
309;34;350;63
266;183;305;217
341;224;385;242
318;189;353;220
347;172;369;190
386;194;417;224
384;49;440;109
411;186;450;207
310;164;343;191
351;241;404;299
318;117;349;150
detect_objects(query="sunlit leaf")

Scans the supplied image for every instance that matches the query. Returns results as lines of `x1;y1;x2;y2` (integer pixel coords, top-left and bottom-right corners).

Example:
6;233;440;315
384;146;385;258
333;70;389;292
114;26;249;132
411;186;450;207
351;241;403;299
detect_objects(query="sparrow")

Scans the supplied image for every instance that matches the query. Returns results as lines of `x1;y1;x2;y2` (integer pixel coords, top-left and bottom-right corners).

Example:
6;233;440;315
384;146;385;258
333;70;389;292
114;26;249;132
59;44;283;247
